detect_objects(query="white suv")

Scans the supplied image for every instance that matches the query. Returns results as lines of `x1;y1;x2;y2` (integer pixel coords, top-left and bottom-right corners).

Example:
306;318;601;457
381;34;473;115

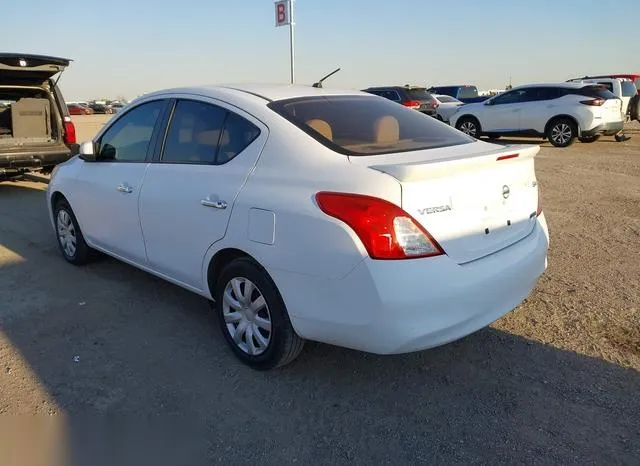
450;83;624;147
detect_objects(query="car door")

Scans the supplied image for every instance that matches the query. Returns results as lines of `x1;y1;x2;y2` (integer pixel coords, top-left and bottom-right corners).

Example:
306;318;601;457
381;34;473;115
518;87;560;133
72;99;168;264
480;89;529;132
138;97;267;289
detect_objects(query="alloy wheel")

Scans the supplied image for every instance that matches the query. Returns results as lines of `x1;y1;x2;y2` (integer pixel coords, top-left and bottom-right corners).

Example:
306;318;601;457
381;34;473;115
551;123;572;145
460;121;478;137
222;277;272;356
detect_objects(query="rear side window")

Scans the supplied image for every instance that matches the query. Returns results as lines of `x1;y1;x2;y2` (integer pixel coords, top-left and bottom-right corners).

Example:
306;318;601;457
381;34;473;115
621;81;637;97
161;100;260;165
268;95;473;156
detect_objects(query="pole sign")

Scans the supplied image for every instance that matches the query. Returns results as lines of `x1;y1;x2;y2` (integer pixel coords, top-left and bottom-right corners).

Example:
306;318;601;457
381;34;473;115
275;0;290;27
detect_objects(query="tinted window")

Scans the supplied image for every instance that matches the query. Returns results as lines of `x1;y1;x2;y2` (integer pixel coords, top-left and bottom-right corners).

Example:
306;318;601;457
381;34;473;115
161;100;260;164
98;100;164;161
367;90;401;102
577;85;617;100
597;82;614;93
217;112;261;163
529;87;561;101
162;100;227;164
490;89;529;105
268;96;473;156
621;81;637;97
405;88;432;101
457;86;479;99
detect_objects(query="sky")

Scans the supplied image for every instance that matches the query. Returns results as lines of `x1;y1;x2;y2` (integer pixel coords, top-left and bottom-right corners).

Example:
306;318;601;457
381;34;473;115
2;0;639;100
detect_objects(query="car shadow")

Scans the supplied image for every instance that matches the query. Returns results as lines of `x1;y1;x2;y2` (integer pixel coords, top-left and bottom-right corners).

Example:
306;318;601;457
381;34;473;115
0;183;639;465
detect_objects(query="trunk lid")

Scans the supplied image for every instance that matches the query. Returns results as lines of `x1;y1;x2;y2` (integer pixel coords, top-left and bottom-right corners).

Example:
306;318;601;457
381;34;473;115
349;142;540;264
0;53;71;80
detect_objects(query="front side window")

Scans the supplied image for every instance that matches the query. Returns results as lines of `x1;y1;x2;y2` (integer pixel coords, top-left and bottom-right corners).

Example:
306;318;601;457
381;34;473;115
490;89;529;105
161;100;260;164
268;95;473;156
98;100;164;162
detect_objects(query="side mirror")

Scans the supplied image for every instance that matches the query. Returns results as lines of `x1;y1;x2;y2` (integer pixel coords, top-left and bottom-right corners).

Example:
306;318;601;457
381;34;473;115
78;140;97;162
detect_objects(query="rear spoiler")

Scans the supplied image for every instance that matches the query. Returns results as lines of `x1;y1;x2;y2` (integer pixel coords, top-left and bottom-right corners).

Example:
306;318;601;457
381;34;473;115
367;144;539;183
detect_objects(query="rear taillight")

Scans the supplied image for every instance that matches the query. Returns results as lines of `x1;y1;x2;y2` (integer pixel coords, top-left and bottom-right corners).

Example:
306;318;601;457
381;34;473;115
315;192;444;260
580;98;605;106
402;100;421;110
63;116;76;145
432;102;439;108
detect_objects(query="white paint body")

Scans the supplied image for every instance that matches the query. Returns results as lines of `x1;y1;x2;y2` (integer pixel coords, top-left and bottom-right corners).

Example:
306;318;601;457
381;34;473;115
47;84;549;355
450;82;624;136
432;94;464;122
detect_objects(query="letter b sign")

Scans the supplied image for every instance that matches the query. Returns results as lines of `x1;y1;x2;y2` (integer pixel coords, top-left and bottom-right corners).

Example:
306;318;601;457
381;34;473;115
275;1;289;27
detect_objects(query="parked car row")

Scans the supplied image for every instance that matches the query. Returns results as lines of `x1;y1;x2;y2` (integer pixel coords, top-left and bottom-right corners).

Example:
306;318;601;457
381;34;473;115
365;75;639;148
66;100;127;115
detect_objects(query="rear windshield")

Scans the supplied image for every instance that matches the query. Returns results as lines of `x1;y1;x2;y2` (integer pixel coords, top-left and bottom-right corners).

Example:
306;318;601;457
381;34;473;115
268;95;473;156
436;95;459;103
457;86;479;99
405;88;433;101
578;85;618;100
621;80;637;97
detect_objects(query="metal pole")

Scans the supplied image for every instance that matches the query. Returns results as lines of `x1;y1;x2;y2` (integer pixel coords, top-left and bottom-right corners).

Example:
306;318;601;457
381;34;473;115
289;0;295;84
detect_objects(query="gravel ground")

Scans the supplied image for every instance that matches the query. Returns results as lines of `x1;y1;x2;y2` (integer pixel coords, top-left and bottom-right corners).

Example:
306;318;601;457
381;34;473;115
0;120;638;465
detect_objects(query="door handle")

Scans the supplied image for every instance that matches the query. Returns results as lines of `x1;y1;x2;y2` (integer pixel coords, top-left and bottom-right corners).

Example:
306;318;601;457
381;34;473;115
201;198;227;209
116;184;133;194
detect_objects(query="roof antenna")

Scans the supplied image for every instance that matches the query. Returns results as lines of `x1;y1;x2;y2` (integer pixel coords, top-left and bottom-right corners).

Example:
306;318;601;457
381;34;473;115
312;67;341;88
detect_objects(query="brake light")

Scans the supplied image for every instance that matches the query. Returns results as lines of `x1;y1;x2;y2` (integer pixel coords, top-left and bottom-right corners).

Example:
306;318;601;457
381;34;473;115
402;100;421;110
63;116;76;145
580;98;605;106
497;153;519;161
315;192;444;260
432;102;440;108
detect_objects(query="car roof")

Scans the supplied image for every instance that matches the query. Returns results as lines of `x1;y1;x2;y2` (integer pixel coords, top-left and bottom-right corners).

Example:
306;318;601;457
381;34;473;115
146;84;365;103
512;82;596;90
364;86;426;91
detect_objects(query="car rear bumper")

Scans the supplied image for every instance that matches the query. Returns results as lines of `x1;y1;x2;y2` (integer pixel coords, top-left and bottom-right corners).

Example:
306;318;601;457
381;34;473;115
278;213;550;354
582;121;624;137
0;147;71;178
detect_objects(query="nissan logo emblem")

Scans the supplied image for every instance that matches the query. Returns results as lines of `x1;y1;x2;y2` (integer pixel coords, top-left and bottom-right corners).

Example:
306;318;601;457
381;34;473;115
502;185;510;199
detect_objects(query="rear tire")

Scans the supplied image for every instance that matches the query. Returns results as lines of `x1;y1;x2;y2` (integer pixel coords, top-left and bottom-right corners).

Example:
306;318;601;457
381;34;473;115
53;199;92;265
578;135;601;143
630;94;640;122
546;118;577;147
455;116;482;138
215;258;304;370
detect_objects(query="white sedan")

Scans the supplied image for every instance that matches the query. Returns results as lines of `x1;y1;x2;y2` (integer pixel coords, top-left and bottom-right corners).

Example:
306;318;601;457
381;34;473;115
46;84;549;370
432;94;464;122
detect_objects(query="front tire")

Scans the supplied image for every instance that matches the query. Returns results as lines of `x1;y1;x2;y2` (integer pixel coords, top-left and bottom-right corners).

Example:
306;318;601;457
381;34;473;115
455;116;482;138
215;258;304;370
547;118;577;147
53;199;92;265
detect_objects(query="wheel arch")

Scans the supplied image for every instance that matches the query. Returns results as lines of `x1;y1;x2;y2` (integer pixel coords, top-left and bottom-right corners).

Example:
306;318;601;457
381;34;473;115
206;247;262;299
544;114;579;135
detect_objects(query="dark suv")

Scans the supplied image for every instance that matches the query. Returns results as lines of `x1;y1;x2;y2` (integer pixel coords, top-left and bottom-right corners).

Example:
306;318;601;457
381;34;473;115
362;86;439;116
0;53;76;181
